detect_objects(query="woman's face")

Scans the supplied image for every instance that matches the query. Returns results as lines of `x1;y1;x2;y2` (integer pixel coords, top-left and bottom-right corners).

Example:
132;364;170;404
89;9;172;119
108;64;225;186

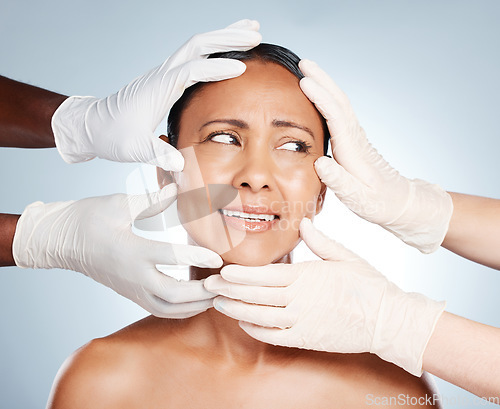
166;60;326;266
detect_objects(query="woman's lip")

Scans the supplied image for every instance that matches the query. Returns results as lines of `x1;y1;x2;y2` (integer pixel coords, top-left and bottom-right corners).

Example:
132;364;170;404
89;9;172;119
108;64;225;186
219;210;278;232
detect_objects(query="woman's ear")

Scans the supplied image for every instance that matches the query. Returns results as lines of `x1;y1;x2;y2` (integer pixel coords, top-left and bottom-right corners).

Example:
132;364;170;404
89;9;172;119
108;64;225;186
157;135;175;188
315;183;327;215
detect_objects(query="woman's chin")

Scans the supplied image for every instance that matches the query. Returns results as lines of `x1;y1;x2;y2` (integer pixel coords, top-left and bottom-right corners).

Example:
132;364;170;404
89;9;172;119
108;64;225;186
219;241;296;266
186;228;300;266
221;252;274;267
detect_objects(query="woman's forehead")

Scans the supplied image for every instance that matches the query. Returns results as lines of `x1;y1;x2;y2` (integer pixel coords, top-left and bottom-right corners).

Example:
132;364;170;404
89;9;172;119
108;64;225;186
181;61;323;132
196;60;300;101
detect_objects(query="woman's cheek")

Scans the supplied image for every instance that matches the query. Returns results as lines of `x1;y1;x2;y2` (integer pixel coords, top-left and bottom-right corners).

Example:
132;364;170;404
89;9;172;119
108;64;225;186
284;164;321;201
196;148;240;184
286;172;322;236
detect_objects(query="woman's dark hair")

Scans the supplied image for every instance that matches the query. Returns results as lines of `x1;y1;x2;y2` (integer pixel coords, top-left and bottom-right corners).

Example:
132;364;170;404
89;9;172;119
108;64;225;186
167;43;330;155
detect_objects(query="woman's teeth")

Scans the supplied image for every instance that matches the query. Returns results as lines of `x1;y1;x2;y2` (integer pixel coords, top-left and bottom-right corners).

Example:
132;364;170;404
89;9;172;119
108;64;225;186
220;209;277;222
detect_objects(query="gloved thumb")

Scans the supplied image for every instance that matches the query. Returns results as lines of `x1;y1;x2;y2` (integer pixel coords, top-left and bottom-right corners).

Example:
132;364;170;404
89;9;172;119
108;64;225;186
299;218;357;261
128;183;178;221
150;136;185;172
314;156;361;196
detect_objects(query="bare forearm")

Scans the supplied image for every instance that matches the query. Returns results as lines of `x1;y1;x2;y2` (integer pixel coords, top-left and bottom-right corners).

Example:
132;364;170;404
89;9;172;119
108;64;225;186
0;75;67;148
0;213;20;267
442;192;500;270
423;312;500;400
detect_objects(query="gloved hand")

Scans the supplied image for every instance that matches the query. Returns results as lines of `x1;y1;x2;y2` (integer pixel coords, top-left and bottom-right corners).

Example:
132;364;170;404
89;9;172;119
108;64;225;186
52;19;261;171
204;218;446;376
13;184;223;318
299;59;453;253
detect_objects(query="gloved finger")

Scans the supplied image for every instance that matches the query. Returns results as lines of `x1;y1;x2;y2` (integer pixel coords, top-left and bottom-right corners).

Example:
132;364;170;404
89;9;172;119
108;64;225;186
150;241;223;268
299;218;358;261
151;273;216;304
143;292;213;319
167;305;213;319
299;76;351;137
300;76;360;161
225;19;260;31
313;155;364;194
167;20;261;68
128;183;177;220
300;77;372;179
186;58;248;83
314;156;381;218
239;321;293;347
152;58;247;128
299;59;350;106
150;137;185;172
183;20;261;59
220;263;301;286
213;296;294;329
204;275;290;307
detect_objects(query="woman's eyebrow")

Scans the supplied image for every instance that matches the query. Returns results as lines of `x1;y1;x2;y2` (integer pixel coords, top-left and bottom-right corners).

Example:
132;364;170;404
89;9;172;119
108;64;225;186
199;119;249;131
272;119;315;139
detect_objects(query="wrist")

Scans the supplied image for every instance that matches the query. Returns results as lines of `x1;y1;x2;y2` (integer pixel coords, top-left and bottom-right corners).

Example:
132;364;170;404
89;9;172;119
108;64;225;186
371;282;446;376
13;201;74;270
385;179;453;253
52;96;97;163
0;214;21;266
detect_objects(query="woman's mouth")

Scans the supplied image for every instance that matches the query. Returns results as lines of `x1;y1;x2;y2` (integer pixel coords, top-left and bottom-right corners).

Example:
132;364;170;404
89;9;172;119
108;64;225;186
219;208;280;232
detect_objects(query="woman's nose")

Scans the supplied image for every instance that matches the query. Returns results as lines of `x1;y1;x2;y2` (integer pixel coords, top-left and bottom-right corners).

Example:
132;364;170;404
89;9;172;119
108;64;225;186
232;147;275;193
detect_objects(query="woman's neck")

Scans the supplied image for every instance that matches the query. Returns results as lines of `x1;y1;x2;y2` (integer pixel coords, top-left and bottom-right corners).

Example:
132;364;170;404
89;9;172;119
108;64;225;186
182;308;271;366
183;253;292;366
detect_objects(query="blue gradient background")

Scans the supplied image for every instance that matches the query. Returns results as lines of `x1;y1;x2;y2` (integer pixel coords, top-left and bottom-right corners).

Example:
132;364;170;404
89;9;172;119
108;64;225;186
1;0;499;407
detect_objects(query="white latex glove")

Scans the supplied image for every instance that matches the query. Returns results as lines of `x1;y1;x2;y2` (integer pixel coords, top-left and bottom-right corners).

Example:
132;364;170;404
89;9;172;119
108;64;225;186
299;59;453;253
204;218;446;376
13;184;223;318
52;19;261;171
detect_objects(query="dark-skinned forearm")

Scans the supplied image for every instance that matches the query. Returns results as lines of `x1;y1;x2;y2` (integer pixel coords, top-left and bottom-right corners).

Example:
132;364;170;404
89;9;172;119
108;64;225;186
0;75;67;148
0;213;20;266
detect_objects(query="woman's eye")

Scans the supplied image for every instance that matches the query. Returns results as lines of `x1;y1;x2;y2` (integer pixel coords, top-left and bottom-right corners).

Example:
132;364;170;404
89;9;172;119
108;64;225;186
277;141;309;153
209;133;238;145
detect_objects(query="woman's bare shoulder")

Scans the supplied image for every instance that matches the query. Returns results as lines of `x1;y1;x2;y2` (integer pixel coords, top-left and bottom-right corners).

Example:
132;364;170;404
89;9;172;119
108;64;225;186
346;354;440;407
46;316;180;409
295;350;441;408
